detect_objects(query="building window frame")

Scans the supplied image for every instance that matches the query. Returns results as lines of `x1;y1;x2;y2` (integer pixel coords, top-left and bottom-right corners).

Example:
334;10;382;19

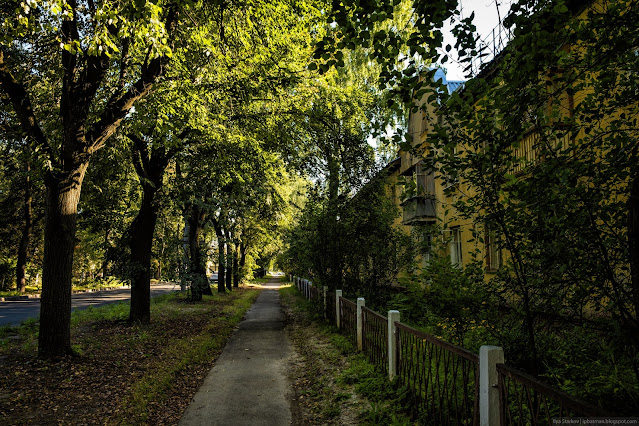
449;226;462;267
485;224;502;272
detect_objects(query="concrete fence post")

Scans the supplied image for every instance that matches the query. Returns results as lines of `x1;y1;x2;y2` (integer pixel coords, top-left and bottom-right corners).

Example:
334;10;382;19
388;310;400;380
308;282;313;300
323;286;328;318
336;290;342;329
479;345;504;426
356;298;365;351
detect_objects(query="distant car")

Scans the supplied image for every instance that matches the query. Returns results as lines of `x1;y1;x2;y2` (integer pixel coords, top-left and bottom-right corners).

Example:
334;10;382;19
210;273;218;281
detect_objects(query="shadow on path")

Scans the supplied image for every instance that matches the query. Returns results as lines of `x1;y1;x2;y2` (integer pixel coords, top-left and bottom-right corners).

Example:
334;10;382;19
179;277;293;426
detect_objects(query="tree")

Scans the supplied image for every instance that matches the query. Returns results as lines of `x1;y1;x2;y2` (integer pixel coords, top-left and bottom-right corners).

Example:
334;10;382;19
0;0;198;356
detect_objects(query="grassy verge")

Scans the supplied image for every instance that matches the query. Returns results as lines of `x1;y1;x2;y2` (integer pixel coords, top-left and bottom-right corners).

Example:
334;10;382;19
1;276;129;298
0;287;260;425
280;284;412;425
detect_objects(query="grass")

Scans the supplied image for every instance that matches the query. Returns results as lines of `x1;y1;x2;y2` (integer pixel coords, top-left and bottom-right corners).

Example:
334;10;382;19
0;287;260;425
0;276;128;298
280;283;413;425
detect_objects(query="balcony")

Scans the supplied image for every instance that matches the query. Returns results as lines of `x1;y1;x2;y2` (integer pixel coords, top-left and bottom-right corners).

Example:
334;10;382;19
401;196;437;225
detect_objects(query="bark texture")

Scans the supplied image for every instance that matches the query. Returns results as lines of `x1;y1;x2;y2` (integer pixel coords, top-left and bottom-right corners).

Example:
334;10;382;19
188;204;210;301
16;161;32;293
39;166;87;357
127;135;173;324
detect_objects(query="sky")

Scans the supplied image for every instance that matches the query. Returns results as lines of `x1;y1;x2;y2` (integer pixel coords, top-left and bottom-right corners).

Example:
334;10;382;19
442;0;514;80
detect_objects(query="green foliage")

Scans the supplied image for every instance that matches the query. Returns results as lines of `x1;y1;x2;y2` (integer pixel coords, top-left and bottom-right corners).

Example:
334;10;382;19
332;0;638;413
285;174;413;302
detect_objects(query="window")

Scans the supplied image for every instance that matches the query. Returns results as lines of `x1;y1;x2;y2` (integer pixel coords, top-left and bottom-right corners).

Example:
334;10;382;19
485;225;502;272
415;162;435;196
449;227;462;267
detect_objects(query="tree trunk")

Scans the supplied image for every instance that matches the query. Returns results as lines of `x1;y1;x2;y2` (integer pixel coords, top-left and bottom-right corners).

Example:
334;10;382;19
38;165;87;357
16;161;32;293
239;242;248;277
213;219;226;293
225;240;233;291
128;186;159;324
233;244;240;288
127;136;174;322
628;173;639;329
101;229;110;278
188;204;209;301
217;238;226;293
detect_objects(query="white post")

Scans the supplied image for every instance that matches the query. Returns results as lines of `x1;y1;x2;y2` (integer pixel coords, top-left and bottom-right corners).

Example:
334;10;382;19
479;345;505;426
388;310;400;380
323;286;328;318
356;298;365;351
336;290;342;329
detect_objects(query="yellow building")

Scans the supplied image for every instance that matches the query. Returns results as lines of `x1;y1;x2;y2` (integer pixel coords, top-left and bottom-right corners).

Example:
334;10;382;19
388;0;634;277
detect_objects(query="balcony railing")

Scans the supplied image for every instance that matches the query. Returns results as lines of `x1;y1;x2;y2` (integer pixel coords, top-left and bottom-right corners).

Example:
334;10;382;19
402;196;437;224
467;17;515;76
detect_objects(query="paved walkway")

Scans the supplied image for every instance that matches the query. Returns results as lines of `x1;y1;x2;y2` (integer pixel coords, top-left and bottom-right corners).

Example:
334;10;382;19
179;279;293;426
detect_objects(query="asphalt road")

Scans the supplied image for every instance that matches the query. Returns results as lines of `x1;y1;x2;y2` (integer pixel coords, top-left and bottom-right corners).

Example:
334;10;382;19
0;283;180;326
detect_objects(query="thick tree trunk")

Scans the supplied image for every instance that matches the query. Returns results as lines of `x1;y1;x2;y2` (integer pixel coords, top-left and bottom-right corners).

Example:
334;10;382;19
38;166;87;357
128;186;159;324
16;161;32;293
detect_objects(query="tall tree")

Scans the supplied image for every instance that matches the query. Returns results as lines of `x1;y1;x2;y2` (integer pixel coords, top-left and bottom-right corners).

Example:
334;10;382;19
0;0;193;356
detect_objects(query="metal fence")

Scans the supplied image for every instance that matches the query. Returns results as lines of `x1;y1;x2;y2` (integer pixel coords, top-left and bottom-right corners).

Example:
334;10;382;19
395;322;479;425
362;306;388;374
309;284;321;309
497;363;607;425
339;296;357;345
290;276;605;425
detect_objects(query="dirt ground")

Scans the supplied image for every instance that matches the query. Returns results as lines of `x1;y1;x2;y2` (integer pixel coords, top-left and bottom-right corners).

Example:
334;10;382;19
282;290;370;425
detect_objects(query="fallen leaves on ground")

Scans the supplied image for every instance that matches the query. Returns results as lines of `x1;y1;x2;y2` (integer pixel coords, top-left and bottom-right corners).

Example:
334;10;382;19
0;289;258;425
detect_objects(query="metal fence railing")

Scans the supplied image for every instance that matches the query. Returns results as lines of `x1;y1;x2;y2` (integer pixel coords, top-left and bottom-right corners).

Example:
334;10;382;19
497;363;607;425
309;284;321;308
289;275;605;424
395;322;479;425
339;296;357;346
362;306;388;374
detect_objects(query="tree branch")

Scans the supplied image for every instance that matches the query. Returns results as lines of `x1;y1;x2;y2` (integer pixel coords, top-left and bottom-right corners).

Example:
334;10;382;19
0;49;54;167
86;5;180;153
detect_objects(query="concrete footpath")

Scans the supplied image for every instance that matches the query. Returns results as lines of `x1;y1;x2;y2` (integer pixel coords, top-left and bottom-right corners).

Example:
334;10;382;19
179;279;293;426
